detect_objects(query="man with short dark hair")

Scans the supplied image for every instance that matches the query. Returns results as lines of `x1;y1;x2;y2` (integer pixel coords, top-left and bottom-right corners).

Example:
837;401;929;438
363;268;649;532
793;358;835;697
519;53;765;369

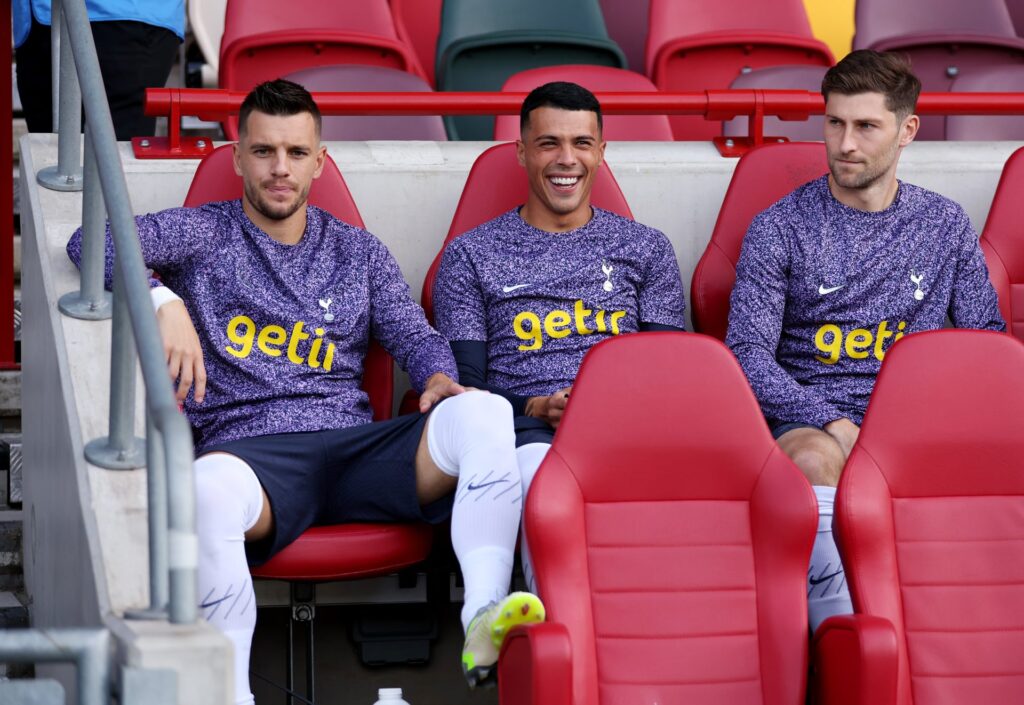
726;50;1005;631
68;79;543;702
434;81;687;593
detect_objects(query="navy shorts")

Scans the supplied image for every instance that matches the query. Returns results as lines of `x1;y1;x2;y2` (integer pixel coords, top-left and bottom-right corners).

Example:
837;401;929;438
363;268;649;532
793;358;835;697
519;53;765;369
201;413;453;567
770;421;819;440
514;416;555;447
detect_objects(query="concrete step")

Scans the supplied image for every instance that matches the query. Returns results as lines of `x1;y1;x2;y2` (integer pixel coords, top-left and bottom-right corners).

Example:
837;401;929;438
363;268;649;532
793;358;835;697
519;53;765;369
0;509;23;593
0;371;19;420
0;590;28;628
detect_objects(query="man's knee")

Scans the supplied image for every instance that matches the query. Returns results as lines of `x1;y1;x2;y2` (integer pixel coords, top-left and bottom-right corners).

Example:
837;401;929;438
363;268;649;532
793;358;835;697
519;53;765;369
437;390;514;437
777;429;845;486
194;453;266;536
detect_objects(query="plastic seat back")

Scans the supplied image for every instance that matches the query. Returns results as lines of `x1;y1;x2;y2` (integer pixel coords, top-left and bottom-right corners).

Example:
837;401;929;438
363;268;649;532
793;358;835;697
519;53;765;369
285;65;447;141
836;329;1024;705
1009;0;1024;37
599;0;651;72
188;0;226;83
436;0;626;140
183;145;394;420
690;142;828;340
947;65;1024;140
527;333;816;704
219;0;424;138
646;0;833;140
980;146;1024;340
390;0;443;87
494;65;672;141
853;0;1024;139
419;142;633;322
723;65;828;142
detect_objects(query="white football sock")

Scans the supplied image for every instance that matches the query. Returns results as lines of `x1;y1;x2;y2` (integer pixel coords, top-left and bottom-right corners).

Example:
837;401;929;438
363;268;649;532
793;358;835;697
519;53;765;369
194;452;264;705
515;443;551;595
807;485;853;633
426;391;521;631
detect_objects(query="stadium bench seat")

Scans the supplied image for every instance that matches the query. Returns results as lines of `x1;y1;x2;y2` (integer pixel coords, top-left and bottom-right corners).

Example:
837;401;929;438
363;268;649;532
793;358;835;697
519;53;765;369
723;65;828;142
390;0;443;88
690;142;828;340
219;0;425;138
436;0;626;140
645;0;833;141
284;65;447;141
980;146;1024;340
946;64;1024;140
498;332;897;705
494;65;672;141
183;145;433;700
853;0;1024;140
831;328;1024;705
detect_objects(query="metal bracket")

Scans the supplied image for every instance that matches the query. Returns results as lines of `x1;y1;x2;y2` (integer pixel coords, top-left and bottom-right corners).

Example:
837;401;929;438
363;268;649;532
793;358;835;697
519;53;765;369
132;92;214;159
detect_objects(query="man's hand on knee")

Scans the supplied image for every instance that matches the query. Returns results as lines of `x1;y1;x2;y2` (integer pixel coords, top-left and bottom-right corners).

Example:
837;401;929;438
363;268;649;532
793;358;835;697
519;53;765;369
419;372;468;412
824;418;860;459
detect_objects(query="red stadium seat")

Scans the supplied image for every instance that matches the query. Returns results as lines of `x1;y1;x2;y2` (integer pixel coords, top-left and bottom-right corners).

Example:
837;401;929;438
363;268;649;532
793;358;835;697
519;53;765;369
494;65;673;141
390;0;443;88
690;142;828;340
645;0;833;140
947;65;1024;140
184;145;433;698
853;0;1024;140
599;0;651;74
498;332;895;705
833;329;1024;705
723;65;828;142
219;0;425;138
980;146;1024;340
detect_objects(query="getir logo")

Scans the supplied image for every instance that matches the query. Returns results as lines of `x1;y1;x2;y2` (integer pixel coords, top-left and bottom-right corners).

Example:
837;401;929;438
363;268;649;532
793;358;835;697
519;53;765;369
513;299;626;351
814;320;907;364
225;315;337;371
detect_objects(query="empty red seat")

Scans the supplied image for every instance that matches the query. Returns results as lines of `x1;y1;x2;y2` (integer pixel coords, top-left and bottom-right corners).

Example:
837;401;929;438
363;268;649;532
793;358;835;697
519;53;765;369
645;0;833;140
494;65;672;141
690;142;828;340
599;0;651;73
980;146;1024;340
285;65;447;141
390;0;443;88
499;332;896;705
853;0;1024;140
724;65;828;142
946;64;1024;140
833;328;1024;705
219;0;425;138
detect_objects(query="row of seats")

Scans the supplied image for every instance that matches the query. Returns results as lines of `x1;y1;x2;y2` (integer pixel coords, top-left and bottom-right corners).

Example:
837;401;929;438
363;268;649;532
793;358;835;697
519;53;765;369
181;135;1024;700
194;0;1024;141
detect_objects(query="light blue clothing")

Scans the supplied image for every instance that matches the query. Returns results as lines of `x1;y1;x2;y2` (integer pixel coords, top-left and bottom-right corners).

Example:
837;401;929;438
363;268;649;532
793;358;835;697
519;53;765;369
14;0;185;47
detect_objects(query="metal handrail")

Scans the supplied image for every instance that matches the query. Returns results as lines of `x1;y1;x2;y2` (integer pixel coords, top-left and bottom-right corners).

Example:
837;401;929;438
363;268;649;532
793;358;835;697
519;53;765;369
0;629;110;705
40;0;197;625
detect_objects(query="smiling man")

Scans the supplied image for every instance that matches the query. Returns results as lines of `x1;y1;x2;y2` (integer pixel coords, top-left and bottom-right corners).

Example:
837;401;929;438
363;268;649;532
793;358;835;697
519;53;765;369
725;50;1005;632
434;82;687;594
68;79;543;701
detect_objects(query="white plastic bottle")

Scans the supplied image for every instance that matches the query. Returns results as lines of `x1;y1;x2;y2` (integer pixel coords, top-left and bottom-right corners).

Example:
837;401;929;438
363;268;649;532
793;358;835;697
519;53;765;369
373;688;411;705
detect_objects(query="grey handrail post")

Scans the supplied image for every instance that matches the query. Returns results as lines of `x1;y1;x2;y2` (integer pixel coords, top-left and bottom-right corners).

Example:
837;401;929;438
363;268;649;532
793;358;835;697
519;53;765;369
0;628;111;705
37;0;84;192
84;264;146;470
58;124;113;320
125;409;170;620
162;407;197;624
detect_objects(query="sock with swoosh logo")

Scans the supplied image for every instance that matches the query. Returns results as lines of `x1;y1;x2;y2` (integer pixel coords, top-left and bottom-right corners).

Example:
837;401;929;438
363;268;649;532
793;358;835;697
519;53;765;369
426;391;522;631
807;485;853;633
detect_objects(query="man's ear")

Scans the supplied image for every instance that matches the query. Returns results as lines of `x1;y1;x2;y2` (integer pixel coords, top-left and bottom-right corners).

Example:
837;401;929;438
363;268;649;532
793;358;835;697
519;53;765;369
313;144;327;179
232;142;243;177
899;114;920;148
516;139;526;167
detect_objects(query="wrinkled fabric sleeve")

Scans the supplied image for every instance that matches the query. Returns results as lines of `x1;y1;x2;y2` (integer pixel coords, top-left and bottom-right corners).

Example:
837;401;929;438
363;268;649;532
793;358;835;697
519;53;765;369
366;237;458;392
949;208;1006;332
725;214;845;427
638;231;688;329
433;242;488;342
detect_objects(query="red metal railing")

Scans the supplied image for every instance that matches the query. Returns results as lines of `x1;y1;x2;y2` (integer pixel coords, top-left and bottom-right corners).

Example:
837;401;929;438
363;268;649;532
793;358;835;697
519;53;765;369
140;87;1024;160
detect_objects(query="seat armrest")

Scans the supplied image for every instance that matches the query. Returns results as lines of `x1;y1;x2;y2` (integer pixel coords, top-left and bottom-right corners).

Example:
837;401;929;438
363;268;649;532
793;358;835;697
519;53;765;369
499;622;572;705
811;614;898;705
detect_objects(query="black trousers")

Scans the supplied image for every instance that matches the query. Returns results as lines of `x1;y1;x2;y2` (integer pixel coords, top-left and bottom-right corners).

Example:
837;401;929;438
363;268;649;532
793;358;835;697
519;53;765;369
16;17;180;140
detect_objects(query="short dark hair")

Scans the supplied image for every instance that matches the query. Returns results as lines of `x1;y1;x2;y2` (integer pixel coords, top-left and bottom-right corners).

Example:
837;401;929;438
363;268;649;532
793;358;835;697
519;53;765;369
520;82;603;133
238;79;322;138
821;50;921;119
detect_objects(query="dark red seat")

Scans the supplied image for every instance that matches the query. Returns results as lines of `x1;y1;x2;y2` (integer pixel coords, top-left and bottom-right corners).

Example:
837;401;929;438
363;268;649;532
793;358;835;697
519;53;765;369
645;0;833;140
690;141;828;340
390;0;443;88
724;65;829;142
832;329;1024;705
498;332;896;705
947;65;1024;140
494;65;673;141
184;144;433;699
980;146;1024;340
219;0;425;138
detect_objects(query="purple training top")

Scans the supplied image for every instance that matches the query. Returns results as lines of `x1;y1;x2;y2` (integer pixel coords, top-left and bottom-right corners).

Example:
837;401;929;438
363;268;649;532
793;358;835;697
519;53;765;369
67;200;457;449
434;207;687;396
726;175;1005;427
